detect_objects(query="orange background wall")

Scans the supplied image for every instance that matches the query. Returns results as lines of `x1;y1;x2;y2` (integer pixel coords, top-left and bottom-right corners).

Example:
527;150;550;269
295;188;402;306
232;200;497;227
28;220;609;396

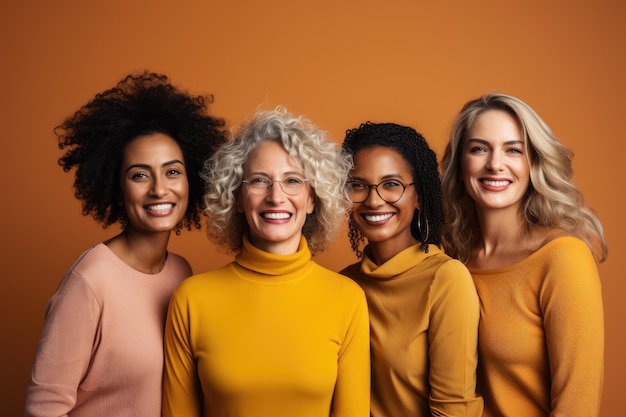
1;0;624;415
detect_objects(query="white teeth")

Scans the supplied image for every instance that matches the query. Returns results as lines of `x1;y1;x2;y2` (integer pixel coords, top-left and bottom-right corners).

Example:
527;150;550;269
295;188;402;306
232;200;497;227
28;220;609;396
263;212;291;220
147;204;173;212
482;180;509;187
364;213;393;222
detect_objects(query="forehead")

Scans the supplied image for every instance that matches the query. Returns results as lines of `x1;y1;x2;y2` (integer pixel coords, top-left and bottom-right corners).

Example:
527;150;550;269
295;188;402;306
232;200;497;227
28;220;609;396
353;146;413;179
466;110;523;141
245;141;302;172
123;133;184;163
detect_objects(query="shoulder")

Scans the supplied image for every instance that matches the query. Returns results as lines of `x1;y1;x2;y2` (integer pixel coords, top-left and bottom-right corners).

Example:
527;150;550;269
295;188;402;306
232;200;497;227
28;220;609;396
314;262;365;293
174;264;233;292
536;235;593;262
63;243;124;288
430;255;477;294
536;236;598;278
423;248;473;280
165;251;192;271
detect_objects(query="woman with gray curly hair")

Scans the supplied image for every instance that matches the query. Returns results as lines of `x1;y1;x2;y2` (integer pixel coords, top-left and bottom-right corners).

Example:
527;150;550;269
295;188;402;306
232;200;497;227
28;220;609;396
162;106;370;417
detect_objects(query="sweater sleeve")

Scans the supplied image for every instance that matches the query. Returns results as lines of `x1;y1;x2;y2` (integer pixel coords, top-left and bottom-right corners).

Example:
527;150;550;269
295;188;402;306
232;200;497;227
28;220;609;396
540;239;604;417
428;259;484;417
162;284;202;417
24;272;101;417
331;287;370;417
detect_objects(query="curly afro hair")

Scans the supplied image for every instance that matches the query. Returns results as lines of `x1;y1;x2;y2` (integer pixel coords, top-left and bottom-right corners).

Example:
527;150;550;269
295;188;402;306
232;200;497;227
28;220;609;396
57;71;227;232
342;122;443;256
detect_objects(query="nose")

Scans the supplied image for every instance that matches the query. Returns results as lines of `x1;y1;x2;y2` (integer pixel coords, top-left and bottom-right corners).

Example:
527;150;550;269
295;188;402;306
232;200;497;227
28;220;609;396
362;185;385;207
486;152;503;171
265;180;286;203
150;176;168;197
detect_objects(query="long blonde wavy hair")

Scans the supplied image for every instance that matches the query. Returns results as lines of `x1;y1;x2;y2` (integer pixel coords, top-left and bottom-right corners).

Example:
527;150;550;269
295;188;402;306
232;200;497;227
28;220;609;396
440;93;607;263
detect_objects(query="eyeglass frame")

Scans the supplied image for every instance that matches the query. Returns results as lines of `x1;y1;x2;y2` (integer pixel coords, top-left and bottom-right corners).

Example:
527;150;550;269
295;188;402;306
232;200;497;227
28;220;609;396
346;179;415;203
242;175;310;195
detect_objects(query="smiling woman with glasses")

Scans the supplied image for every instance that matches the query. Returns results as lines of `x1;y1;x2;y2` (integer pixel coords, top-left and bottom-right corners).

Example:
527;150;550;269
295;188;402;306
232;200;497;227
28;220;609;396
340;121;483;417
161;106;370;417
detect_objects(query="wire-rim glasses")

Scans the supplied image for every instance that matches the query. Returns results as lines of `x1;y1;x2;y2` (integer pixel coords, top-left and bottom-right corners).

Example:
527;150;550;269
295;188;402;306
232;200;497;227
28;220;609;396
242;174;309;196
346;179;414;203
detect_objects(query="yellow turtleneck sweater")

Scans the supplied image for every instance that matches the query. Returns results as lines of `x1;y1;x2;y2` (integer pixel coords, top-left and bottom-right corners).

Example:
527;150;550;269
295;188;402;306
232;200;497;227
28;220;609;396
162;236;370;417
341;243;483;417
470;236;604;417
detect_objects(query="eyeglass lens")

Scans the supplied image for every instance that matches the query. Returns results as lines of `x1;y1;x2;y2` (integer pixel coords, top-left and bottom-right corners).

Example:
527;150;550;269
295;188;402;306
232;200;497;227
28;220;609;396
243;175;308;195
347;179;411;203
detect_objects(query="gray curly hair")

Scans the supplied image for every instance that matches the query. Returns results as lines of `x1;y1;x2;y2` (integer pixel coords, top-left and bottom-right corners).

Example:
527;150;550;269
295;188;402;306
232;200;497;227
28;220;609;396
201;106;352;255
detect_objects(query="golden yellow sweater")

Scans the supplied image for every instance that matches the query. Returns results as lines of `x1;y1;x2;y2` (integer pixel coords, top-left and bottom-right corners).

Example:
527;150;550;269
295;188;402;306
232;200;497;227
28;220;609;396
471;237;604;417
162;236;370;417
341;243;483;417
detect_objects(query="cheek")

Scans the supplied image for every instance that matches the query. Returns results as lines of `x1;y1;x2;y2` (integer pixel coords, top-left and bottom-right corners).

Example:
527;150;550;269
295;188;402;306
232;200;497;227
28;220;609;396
237;192;260;214
459;157;480;182
120;184;141;205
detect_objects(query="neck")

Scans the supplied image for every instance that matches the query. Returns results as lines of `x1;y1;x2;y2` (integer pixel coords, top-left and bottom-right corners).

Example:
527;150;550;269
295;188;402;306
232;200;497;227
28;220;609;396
366;235;419;266
105;229;171;274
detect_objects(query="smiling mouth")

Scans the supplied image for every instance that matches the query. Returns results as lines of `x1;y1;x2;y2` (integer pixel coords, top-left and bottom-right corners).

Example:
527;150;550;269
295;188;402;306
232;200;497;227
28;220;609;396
481;180;510;187
262;212;292;220
363;213;393;222
146;203;174;212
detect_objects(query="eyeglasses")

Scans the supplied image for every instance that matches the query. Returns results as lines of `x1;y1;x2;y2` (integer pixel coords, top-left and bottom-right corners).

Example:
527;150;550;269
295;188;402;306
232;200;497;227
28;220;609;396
242;175;309;195
346;179;414;203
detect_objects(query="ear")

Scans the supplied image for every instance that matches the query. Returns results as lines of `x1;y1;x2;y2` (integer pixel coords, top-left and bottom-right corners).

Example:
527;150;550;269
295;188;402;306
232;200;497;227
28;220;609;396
306;192;315;215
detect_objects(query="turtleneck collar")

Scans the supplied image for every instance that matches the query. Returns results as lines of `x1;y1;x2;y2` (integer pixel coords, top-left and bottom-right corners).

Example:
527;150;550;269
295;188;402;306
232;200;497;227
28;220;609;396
360;243;443;279
233;235;314;283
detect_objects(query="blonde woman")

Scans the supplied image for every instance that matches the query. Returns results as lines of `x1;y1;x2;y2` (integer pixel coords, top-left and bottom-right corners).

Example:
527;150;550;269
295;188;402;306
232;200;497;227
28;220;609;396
441;93;607;417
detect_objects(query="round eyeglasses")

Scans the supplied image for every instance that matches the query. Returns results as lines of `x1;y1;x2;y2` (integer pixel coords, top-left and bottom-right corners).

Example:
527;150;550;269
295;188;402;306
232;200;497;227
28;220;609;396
242;175;309;196
346;179;414;203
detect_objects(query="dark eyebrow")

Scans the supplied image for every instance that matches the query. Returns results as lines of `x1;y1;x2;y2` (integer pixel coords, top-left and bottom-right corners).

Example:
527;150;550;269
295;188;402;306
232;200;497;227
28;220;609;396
124;159;185;174
350;174;408;182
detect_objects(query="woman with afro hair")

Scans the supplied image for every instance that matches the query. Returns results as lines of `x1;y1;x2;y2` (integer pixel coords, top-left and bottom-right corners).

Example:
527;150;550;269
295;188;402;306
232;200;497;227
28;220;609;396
340;122;483;417
24;71;226;417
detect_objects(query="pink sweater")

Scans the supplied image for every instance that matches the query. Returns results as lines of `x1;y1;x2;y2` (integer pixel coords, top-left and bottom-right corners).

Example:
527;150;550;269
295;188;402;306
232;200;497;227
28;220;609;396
24;243;191;417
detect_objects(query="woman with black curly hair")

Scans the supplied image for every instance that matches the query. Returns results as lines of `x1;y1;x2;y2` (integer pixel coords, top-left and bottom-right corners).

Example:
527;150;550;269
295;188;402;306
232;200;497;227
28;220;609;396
340;122;483;417
24;72;226;417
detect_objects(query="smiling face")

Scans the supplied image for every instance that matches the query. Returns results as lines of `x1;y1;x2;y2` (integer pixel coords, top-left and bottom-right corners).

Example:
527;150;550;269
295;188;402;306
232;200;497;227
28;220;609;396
119;133;189;235
349;146;420;258
460;109;530;212
237;141;315;255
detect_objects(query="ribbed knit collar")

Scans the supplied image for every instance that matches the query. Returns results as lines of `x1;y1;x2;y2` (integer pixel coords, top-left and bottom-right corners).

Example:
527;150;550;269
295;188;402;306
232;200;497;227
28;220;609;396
233;235;313;282
360;243;442;279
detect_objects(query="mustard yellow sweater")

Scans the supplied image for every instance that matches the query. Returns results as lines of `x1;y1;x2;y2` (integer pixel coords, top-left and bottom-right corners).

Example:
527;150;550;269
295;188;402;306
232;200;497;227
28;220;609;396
341;243;483;417
162;236;370;417
471;237;604;417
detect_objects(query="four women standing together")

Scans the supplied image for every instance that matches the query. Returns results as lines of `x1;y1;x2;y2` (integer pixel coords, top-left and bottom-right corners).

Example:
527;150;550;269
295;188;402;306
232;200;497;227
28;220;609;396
25;77;606;417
